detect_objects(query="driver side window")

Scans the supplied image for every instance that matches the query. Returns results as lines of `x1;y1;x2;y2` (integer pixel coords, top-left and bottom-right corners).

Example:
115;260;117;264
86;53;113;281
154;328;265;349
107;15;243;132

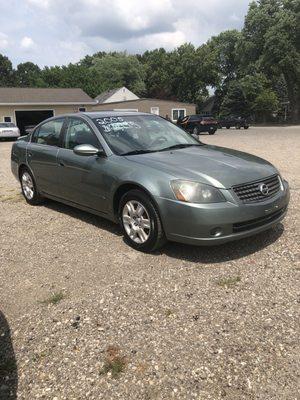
64;118;100;150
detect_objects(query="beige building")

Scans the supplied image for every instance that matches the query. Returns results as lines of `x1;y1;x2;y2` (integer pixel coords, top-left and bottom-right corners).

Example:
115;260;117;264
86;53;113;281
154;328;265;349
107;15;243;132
92;97;196;121
0;87;95;134
0;87;196;134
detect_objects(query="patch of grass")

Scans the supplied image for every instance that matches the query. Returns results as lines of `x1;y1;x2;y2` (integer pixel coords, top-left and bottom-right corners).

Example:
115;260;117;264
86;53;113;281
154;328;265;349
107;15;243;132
32;351;47;362
0;358;16;374
165;309;173;317
99;345;127;378
217;276;241;288
41;291;65;305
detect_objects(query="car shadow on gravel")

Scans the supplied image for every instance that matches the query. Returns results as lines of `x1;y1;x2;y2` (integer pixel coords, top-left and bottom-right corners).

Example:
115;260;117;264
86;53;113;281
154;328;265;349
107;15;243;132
163;224;284;264
44;200;122;236
0;311;18;400
43;199;284;264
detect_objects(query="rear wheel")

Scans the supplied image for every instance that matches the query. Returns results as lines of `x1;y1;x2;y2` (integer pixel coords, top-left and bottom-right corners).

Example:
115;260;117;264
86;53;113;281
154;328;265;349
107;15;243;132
226;126;230;129
20;168;44;205
209;129;216;135
119;189;166;252
244;125;249;130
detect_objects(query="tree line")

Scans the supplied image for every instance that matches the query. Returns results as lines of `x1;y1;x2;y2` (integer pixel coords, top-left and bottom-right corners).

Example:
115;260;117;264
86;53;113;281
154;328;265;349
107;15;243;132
0;0;299;122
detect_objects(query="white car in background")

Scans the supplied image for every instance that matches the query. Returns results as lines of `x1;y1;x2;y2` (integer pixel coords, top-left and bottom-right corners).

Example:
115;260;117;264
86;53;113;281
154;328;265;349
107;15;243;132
0;122;20;139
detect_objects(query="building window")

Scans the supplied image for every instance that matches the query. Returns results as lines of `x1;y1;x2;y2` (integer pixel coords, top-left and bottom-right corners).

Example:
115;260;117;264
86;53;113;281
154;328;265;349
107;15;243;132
3;116;12;122
150;107;159;115
172;109;186;121
78;107;86;112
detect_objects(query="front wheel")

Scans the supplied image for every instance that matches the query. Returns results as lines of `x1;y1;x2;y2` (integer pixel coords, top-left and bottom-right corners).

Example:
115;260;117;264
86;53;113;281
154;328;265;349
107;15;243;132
20;168;44;205
209;129;216;135
119;189;166;252
244;125;249;129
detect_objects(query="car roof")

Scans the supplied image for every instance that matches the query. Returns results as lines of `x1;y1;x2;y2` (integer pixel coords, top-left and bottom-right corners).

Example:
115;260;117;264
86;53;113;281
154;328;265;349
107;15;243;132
77;111;150;119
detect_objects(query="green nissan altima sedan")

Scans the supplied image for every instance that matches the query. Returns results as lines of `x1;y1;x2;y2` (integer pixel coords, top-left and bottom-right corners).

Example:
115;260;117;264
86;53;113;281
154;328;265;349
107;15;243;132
11;112;290;252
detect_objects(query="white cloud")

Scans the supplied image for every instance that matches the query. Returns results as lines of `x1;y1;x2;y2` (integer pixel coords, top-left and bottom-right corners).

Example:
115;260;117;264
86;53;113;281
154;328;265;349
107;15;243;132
20;36;35;49
0;32;9;50
0;0;251;66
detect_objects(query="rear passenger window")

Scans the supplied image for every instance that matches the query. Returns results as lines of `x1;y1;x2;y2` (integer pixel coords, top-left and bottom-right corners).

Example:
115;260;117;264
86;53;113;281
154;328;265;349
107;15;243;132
34;119;64;146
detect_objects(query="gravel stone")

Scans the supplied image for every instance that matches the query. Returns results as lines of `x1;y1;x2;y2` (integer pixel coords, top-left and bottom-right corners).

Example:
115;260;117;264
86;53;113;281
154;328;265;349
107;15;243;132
0;126;299;399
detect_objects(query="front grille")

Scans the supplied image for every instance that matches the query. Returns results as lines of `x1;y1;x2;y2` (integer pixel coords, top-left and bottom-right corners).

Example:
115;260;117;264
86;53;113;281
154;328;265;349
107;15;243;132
232;175;281;203
232;207;286;233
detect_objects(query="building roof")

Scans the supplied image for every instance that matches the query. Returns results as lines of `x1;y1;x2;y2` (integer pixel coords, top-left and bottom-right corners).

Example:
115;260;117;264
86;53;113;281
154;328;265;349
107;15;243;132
0;87;95;105
94;97;196;107
94;88;122;104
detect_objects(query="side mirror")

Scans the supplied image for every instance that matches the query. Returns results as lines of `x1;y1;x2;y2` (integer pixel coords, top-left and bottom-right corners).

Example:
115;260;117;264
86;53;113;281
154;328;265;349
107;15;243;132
73;144;105;156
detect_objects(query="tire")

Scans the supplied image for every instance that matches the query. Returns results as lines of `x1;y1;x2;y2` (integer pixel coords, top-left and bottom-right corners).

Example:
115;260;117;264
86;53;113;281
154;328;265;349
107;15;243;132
119;189;166;252
244;125;249;130
209;129;216;135
20;167;44;205
226;126;230;129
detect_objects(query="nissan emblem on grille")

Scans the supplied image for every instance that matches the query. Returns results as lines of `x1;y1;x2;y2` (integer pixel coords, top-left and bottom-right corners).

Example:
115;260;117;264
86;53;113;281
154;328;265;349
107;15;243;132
259;183;269;196
232;175;280;203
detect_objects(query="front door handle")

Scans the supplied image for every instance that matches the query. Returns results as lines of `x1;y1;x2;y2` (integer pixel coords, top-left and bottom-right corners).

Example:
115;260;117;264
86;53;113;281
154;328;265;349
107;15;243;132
59;161;65;167
27;152;33;157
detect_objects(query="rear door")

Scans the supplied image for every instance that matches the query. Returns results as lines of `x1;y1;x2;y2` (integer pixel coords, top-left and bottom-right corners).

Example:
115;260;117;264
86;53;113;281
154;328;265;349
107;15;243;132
57;117;109;213
27;118;65;196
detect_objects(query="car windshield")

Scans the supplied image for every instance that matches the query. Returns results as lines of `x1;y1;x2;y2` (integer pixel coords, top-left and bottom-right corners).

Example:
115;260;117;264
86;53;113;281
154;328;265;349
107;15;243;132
0;122;15;128
93;114;202;155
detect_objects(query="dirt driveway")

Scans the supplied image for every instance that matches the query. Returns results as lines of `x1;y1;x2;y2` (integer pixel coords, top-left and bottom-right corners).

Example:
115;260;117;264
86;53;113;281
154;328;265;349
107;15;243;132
0;126;299;399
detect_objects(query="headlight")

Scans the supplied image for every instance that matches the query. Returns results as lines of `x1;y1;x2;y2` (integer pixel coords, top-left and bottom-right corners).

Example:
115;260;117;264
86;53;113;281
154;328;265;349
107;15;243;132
171;180;226;203
278;175;284;191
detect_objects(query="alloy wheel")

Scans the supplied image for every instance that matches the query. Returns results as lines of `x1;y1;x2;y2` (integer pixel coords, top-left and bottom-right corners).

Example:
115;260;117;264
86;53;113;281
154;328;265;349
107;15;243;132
21;172;34;200
122;200;151;244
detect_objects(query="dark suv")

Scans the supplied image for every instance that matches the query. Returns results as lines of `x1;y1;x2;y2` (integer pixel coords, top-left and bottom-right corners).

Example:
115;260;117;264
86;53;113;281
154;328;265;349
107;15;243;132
177;115;218;135
218;116;249;130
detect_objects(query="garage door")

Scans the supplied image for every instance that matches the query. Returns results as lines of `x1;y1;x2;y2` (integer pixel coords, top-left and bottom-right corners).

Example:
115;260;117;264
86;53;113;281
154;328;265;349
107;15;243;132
15;110;54;135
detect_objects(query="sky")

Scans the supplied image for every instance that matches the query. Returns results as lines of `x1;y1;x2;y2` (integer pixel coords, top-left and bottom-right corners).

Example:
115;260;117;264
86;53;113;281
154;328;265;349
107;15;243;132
0;0;251;67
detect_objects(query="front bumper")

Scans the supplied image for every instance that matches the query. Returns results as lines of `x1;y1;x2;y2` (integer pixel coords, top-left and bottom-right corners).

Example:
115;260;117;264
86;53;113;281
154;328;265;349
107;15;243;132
156;181;290;246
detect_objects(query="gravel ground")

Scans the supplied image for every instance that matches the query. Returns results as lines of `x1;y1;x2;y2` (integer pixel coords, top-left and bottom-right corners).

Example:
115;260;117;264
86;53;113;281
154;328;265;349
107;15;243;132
0;126;299;400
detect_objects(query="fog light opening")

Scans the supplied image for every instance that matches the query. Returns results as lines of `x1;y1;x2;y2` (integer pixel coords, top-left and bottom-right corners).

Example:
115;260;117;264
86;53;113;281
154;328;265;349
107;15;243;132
210;227;223;237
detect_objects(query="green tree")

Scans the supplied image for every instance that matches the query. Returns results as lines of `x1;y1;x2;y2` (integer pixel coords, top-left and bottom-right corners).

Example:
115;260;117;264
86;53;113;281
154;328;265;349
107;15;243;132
220;81;249;117
15;62;42;86
90;53;146;96
240;0;300;121
253;89;279;121
140;48;173;99
0;54;15;86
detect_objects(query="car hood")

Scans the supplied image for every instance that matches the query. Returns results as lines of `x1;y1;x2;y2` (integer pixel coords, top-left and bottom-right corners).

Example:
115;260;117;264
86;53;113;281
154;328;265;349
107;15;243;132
126;145;277;188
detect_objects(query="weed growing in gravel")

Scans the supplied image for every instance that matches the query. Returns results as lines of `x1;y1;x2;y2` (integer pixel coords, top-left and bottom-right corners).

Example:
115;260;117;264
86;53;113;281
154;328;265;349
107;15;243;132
217;276;241;288
41;291;65;305
99;345;127;378
165;309;173;317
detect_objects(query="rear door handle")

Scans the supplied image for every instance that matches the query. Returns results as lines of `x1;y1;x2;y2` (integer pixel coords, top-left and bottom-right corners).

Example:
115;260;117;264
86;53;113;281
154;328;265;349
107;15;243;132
27;151;33;157
59;161;65;167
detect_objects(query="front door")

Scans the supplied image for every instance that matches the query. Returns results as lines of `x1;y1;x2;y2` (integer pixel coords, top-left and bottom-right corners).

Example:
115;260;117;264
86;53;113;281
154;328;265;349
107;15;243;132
27;118;64;196
57;117;109;213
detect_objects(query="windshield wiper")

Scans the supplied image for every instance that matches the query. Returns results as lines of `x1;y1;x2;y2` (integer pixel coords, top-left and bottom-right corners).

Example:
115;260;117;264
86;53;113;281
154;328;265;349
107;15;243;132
121;149;157;156
159;143;202;152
